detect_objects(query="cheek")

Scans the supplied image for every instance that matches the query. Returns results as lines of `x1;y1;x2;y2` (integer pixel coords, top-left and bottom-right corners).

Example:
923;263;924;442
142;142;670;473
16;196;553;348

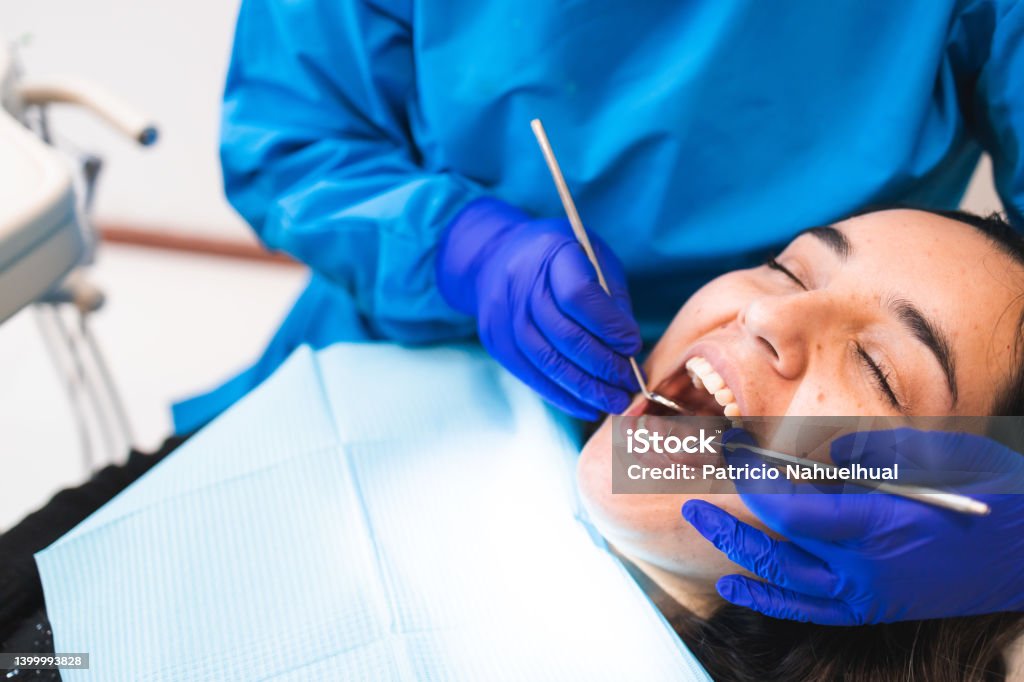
647;274;754;366
577;421;614;520
785;363;876;416
676;275;751;329
577;422;767;580
786;384;865;415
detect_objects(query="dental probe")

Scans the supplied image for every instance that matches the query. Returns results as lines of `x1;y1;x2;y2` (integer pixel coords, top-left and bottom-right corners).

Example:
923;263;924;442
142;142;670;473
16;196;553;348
715;440;992;517
530;118;689;415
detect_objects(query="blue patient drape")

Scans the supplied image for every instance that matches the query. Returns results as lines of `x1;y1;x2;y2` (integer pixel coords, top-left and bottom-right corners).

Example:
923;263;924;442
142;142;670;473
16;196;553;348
41;344;711;681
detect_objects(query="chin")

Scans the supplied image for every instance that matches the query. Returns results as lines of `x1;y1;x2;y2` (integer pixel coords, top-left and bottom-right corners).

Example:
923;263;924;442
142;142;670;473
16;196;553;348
575;345;758;580
576;414;727;580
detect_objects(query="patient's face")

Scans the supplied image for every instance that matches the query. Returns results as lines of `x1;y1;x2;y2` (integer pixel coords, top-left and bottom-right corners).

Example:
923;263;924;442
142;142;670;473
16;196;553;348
577;209;1024;606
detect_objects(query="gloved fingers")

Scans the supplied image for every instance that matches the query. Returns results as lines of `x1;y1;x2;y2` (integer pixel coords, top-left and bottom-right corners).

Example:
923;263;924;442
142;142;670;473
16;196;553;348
721;432;815;497
830;428;945;471
529;284;640;394
716;576;861;626
682;500;838;597
720;427;770;468
514;312;632;414
830;428;1024;492
723;429;845;493
548;245;642;356
832;428;988;469
478;316;601;421
721;429;886;541
729;472;883;543
739;487;887;543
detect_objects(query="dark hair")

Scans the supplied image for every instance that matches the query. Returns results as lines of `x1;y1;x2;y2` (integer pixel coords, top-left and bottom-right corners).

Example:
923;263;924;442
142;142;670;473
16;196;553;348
671;604;1024;682
621;550;1023;681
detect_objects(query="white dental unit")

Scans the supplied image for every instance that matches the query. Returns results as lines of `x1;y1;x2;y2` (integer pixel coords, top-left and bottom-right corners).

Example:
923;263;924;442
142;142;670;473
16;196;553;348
0;49;83;325
0;46;156;467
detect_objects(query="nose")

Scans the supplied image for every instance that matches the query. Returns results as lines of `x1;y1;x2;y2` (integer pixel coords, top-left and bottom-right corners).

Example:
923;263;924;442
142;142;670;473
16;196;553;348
738;292;818;379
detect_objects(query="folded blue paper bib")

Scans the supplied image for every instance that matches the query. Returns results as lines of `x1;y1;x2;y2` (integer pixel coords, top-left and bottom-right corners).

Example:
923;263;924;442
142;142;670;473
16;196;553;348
36;344;710;681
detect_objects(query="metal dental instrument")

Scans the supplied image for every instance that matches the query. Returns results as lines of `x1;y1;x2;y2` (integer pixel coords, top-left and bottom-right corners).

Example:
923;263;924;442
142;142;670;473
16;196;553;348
530;118;689;415
715;439;992;516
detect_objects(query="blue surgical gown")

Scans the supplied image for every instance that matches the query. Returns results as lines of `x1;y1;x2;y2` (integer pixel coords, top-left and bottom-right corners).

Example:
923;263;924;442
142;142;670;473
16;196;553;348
173;0;1024;432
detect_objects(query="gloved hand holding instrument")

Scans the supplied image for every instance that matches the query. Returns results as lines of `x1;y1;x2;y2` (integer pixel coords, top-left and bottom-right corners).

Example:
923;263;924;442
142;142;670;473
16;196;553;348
683;428;1024;625
437;120;679;420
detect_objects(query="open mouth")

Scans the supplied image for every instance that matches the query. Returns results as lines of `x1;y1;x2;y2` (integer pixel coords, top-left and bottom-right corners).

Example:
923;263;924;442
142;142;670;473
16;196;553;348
631;355;743;418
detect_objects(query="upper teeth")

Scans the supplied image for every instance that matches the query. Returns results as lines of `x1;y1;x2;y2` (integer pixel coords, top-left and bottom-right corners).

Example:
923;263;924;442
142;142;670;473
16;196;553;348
685;357;741;417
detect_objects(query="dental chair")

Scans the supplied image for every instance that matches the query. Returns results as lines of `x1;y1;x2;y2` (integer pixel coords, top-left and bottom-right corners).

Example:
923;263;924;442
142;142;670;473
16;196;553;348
0;45;156;469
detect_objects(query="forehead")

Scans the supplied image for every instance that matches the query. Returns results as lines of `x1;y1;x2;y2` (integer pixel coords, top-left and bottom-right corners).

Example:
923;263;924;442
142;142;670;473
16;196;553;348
811;210;1024;412
828;210;1019;286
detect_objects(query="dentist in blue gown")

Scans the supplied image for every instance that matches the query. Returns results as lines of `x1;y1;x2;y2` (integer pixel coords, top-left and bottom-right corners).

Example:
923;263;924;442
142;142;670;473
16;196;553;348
174;0;1024;626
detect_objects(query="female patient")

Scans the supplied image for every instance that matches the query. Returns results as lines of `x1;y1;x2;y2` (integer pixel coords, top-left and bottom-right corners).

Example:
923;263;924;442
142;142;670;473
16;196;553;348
578;207;1024;680
3;207;1024;680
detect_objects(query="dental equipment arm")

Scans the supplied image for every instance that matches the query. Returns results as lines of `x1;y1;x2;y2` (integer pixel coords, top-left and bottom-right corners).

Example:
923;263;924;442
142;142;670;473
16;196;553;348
683;429;1024;625
0;105;80;325
17;78;157;146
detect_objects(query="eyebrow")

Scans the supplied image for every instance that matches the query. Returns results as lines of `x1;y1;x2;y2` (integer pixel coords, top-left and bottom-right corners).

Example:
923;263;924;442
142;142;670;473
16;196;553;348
800;225;852;261
886;295;959;405
797;223;958;405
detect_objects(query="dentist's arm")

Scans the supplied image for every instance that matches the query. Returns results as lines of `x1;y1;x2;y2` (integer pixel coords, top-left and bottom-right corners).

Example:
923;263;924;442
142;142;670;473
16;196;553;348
683;429;1024;625
224;0;641;416
223;0;481;342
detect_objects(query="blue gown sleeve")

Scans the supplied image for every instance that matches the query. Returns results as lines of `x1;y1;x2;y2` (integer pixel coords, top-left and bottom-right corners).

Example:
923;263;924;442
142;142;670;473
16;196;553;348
955;0;1024;227
221;0;481;341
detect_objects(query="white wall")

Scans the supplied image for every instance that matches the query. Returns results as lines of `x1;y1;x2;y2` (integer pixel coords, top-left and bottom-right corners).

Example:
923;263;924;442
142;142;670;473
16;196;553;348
962;154;1003;216
1;0;250;239
0;1;310;532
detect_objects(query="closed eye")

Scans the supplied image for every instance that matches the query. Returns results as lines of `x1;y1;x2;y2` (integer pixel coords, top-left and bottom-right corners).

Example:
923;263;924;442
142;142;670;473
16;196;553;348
765;257;807;290
856;343;902;410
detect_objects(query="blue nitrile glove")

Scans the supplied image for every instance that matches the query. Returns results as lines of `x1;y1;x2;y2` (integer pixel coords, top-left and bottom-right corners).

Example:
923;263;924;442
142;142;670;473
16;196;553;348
682;428;1024;625
436;197;642;420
